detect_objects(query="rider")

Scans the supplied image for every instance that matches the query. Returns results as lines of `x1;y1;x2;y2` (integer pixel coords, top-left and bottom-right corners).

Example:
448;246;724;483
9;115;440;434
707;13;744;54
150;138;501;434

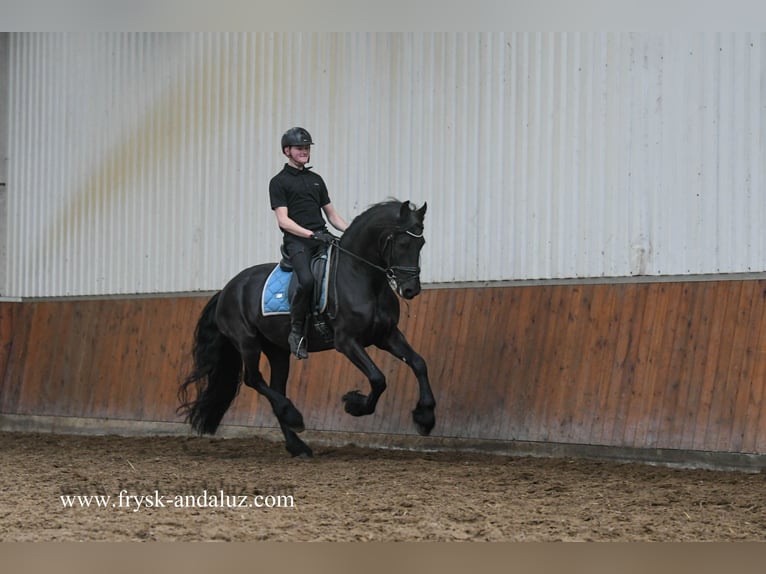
269;127;348;359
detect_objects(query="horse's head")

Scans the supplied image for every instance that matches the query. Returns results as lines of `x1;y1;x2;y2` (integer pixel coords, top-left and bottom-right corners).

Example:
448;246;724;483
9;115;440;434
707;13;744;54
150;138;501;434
382;200;427;299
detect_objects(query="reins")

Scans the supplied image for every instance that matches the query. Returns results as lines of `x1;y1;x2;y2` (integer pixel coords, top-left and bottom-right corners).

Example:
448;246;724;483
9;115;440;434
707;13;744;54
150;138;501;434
330;240;388;275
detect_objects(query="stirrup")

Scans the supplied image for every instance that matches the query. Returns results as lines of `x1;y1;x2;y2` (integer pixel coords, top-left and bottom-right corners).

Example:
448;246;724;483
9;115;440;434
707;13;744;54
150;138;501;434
288;330;308;360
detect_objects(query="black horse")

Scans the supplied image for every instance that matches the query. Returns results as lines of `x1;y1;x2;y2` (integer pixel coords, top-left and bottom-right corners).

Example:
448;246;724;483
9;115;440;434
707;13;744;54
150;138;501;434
178;200;435;457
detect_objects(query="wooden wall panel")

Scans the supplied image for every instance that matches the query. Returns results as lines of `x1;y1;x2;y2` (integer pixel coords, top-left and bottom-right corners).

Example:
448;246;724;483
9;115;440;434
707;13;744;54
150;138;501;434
0;304;16;401
2;279;766;454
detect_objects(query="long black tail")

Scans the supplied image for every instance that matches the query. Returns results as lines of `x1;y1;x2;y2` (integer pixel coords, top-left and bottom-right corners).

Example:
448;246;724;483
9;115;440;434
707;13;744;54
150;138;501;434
177;291;242;435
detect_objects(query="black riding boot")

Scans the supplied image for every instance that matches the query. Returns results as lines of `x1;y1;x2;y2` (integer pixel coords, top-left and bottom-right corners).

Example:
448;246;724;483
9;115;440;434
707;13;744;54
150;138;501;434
288;317;308;360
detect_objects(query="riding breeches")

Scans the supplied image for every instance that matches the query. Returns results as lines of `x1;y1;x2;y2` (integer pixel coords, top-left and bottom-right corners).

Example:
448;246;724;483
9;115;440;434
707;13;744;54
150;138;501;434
282;234;323;325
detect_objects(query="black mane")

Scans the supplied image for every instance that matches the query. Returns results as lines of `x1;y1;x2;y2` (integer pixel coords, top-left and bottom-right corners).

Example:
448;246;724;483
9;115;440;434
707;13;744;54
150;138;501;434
341;199;422;246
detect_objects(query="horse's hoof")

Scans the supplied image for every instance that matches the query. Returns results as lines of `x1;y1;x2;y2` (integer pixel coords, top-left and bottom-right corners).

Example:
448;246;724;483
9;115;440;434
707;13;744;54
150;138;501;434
342;390;365;402
280;403;305;433
342;391;369;417
413;408;435;436
290;447;313;459
415;422;433;436
286;443;313;458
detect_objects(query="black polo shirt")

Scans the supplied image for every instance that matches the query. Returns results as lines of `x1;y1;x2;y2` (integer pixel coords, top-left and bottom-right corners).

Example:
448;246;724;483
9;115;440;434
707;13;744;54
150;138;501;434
269;164;331;233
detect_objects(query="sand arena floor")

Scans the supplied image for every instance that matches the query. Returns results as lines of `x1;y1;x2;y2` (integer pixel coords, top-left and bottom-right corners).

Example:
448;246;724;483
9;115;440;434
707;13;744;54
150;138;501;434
1;431;764;541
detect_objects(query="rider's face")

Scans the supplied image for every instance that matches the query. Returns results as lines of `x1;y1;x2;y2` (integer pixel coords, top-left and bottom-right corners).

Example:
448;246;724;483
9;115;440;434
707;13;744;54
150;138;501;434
285;145;311;168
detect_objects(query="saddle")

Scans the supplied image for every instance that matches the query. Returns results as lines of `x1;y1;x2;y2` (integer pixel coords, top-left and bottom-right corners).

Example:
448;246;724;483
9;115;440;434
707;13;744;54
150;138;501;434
261;244;334;321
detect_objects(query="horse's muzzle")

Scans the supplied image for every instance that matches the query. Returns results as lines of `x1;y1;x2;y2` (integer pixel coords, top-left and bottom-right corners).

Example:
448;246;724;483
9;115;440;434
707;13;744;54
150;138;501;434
398;278;421;300
388;266;421;299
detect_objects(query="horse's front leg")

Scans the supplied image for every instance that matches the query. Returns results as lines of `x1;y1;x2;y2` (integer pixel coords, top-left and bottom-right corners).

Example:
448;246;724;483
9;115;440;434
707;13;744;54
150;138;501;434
376;328;435;436
335;335;387;417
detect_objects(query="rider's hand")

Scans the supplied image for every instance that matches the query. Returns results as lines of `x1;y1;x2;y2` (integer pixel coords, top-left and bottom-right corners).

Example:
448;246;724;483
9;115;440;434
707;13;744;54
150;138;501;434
311;230;336;244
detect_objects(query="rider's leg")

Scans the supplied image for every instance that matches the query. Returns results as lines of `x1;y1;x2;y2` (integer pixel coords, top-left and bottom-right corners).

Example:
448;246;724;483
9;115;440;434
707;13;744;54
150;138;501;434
284;237;316;359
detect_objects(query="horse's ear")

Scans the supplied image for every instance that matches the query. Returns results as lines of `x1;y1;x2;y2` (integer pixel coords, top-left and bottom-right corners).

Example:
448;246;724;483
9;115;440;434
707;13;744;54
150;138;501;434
400;200;426;222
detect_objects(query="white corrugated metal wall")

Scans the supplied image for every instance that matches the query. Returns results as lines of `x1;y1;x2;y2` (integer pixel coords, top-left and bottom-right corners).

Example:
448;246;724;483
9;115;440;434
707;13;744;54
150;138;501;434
0;34;8;295
5;32;766;297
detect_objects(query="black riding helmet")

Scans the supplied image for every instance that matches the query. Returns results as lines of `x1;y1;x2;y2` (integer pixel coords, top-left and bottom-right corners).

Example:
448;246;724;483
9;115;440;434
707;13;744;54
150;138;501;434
281;127;313;153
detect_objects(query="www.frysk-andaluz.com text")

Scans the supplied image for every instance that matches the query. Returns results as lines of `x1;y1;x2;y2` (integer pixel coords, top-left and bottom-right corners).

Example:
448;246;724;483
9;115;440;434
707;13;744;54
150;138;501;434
60;489;295;511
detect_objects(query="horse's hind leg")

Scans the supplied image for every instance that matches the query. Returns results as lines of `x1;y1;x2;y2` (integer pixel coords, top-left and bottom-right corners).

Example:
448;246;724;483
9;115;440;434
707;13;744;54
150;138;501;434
240;338;306;436
262;339;313;458
376;328;436;436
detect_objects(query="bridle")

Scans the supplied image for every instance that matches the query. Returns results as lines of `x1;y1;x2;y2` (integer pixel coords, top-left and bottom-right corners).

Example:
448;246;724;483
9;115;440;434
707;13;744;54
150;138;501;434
330;228;423;296
379;229;423;293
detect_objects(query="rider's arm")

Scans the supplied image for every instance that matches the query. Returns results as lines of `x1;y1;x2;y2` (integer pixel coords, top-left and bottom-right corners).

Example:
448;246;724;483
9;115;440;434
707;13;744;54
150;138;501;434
322;203;348;233
273;207;314;239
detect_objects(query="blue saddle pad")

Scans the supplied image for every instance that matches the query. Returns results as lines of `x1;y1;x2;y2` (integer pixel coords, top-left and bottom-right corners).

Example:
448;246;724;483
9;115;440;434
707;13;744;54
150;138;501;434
261;246;333;317
261;265;292;316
